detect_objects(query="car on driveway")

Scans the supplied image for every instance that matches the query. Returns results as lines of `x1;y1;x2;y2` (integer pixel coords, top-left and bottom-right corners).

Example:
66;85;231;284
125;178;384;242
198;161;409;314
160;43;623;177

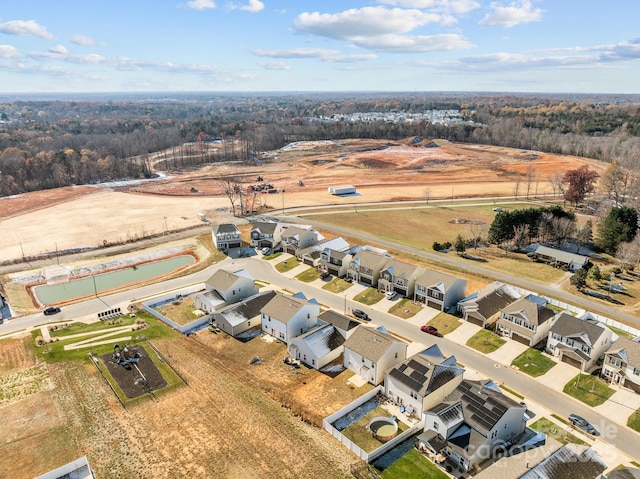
568;414;599;436
261;247;272;255
352;309;370;321
420;325;441;337
385;290;398;300
320;272;332;280
43;306;61;316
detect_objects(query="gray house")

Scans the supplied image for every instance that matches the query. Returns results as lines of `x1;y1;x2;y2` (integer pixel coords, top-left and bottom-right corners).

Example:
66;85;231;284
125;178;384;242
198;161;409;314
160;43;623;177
212;223;242;253
347;248;392;286
601;337;640;393
458;282;520;328
531;245;589;271
194;268;258;313
250;221;282;249
414;269;467;312
377;260;423;298
211;290;276;337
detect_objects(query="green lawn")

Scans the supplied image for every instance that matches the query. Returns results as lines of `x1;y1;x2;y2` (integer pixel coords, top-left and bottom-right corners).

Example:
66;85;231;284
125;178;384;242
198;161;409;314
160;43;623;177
466;329;506;353
389;299;422;319
530;417;588;446
563;374;616;406
263;251;282;260
427;312;462;335
322;278;353;293
275;257;300;273
380;448;449;479
340;406;409;453
353;287;384;305
295;267;320;282
511;349;557;377
628;409;640;432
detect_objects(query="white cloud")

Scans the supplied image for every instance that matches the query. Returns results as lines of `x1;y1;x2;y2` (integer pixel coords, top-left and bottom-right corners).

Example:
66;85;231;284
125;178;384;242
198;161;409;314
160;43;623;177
229;0;265;13
440;51;602;72
0;20;53;40
479;0;544;28
258;61;290;70
0;44;20;58
377;0;480;14
252;48;340;59
331;54;378;63
295;7;445;39
71;34;96;46
352;33;474;52
49;45;68;56
186;0;216;10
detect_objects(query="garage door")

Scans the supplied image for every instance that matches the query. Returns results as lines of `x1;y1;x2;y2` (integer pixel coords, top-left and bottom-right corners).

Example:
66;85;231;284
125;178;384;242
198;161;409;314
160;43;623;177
229;242;242;249
466;314;484;327
361;277;372;285
427;301;442;311
303;258;314;266
511;333;531;346
561;354;582;369
624;379;640;393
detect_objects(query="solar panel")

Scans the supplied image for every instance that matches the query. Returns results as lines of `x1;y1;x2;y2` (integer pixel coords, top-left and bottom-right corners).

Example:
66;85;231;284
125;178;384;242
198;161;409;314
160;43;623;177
410;369;426;382
409;359;429;375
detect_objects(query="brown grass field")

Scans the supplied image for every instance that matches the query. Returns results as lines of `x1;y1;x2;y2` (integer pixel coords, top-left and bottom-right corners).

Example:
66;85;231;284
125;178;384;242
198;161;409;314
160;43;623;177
0;139;616;478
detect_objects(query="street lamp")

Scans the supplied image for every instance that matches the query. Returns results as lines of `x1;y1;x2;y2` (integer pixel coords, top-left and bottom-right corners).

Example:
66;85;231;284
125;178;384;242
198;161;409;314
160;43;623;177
281;189;285;214
344;293;347;315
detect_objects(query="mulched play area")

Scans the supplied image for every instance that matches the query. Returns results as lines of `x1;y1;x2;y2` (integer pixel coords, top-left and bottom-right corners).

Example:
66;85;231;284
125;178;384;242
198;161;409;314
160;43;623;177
101;345;167;398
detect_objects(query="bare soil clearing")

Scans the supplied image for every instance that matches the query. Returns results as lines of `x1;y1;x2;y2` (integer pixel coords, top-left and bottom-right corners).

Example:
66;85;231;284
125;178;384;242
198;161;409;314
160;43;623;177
0;139;603;262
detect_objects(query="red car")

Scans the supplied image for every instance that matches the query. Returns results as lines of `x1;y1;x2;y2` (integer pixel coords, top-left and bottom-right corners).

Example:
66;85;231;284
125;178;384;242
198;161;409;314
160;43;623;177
420;325;439;336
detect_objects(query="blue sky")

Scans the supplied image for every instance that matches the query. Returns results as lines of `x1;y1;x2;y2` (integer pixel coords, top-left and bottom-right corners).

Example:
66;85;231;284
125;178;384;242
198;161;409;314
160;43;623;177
0;0;638;94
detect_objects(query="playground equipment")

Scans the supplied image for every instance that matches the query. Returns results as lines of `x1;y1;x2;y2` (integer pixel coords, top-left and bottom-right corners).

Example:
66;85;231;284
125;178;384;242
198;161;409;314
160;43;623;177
112;343;141;368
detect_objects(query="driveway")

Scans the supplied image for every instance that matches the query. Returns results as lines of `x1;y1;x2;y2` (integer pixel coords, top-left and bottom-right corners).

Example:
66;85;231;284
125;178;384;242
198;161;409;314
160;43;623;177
594;387;640;428
535;360;579;390
444;320;480;346
486;340;529;367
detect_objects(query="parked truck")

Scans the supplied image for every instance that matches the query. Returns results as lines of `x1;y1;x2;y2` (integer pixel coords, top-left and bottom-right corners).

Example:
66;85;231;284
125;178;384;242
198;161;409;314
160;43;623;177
328;185;356;195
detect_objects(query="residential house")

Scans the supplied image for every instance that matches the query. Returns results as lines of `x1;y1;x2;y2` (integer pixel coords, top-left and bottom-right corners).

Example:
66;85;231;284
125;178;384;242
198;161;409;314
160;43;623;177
377;260;423;297
419;379;527;473
384;345;464;417
602;337;640;393
194;268;258;313
473;440;606;479
299;236;350;265
320;248;353;277
281;226;324;256
531;245;589;271
249;221;282;250
457;282;520;328
287;310;359;370
496;295;557;347
261;292;320;344
343;325;407;385
414;269;467;312
211;290;276;337
211;223;242;253
547;313;613;371
347;248;392;286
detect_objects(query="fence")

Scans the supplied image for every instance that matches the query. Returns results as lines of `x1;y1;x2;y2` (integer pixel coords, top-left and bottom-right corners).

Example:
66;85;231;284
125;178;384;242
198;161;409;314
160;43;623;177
141;285;210;334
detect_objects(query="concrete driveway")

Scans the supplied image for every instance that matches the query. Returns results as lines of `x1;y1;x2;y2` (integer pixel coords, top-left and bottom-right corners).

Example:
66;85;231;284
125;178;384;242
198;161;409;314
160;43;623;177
594;387;640;428
486;340;529;367
444;320;480;345
535;360;579;390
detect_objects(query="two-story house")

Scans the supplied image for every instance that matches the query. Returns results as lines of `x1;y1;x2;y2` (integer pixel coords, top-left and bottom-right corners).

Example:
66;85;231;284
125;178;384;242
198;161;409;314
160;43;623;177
260;292;320;344
419;379;527;473
457;282;520;328
320;247;356;278
601;337;640;393
384;345;464;417
547;313;613;371
211;223;242;253
249;221;282;250
281;226;324;256
211;290;276;337
299;236;350;264
347;249;392;286
414;269;467;312
287;309;360;371
194;268;258;313
496;295;558;347
377;260;423;297
343;325;407;385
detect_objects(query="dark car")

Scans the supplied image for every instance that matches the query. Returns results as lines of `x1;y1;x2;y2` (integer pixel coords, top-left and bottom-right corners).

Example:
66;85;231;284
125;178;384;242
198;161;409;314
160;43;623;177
320;272;331;280
352;309;369;321
420;325;440;336
43;306;61;316
569;414;599;436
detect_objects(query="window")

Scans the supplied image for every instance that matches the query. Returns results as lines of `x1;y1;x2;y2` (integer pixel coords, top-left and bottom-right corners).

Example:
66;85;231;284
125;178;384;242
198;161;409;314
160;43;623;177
634;368;640;376
433;422;438;430
610;357;622;367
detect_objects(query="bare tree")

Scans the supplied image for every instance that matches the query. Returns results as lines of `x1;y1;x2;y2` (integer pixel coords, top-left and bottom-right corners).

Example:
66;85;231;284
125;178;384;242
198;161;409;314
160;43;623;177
513;224;530;252
468;222;486;249
551;171;567;206
219;175;242;216
616;241;639;271
424;187;431;205
513;176;521;199
525;166;534;199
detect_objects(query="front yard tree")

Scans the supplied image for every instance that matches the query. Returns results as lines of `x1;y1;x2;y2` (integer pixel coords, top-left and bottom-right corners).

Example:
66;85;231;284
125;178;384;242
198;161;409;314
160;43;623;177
454;234;466;255
563;165;599;207
599;160;629;204
570;268;588;290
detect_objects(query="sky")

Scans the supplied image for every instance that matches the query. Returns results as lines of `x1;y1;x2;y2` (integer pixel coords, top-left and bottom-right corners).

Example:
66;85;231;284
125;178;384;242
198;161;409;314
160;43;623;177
0;0;639;94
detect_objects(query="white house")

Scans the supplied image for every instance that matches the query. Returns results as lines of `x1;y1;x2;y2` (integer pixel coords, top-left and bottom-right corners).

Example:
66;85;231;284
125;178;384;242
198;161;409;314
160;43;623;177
384;345;464;417
419;379;527;473
601;337;640;393
194;268;258;313
343;325;407;385
260;292;320;344
281;226;324;256
211;223;242;253
547;313;613;371
377;260;423;298
211;291;276;337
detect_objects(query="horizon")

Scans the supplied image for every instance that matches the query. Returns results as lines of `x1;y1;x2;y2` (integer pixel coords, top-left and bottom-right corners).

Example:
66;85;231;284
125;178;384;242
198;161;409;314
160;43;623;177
1;1;639;94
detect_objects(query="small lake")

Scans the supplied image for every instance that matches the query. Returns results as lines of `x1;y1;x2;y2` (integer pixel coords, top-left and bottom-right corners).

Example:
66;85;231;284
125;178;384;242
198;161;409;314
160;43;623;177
34;255;195;305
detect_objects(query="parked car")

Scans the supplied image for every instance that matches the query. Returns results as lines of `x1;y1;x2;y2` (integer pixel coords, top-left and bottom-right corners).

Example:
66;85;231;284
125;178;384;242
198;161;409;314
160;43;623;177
352;309;370;321
493;207;504;212
43;306;61;316
320;272;331;280
261;247;271;255
385;290;398;300
420;325;441;336
568;414;599;436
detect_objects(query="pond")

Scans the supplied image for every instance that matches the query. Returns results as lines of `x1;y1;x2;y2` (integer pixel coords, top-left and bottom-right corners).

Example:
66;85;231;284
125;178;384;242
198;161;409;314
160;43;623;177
33;255;195;305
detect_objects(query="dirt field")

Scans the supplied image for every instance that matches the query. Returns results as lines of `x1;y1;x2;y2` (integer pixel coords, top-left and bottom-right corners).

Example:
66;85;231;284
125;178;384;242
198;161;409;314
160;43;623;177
0;139;605;262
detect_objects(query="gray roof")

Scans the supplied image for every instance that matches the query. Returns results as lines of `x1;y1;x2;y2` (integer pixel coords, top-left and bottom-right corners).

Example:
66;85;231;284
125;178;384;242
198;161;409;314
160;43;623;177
475;285;520;319
534;245;589;266
415;268;460;290
550;313;607;347
212;223;240;235
502;297;556;326
344;326;403;362
606;337;640;368
351;250;391;270
281;226;310;239
518;444;606;479
381;260;421;280
211;291;276;327
322;248;348;261
251;221;278;235
317;310;359;332
294;324;345;358
261;292;315;323
206;269;249;291
608;468;640;479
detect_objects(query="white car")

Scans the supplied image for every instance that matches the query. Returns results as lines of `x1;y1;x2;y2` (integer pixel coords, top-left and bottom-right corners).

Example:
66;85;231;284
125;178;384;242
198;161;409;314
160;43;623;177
261;247;271;255
385;291;398;300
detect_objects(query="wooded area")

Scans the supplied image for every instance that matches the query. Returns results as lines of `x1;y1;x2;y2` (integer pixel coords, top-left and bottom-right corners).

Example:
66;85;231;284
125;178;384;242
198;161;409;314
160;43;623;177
1;92;640;197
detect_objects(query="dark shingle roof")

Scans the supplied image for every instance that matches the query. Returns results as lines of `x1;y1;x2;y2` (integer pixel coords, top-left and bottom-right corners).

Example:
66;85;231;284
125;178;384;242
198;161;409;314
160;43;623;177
550;313;607;347
318;310;359;332
211;291;276;327
606;337;640;368
518;444;606;479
